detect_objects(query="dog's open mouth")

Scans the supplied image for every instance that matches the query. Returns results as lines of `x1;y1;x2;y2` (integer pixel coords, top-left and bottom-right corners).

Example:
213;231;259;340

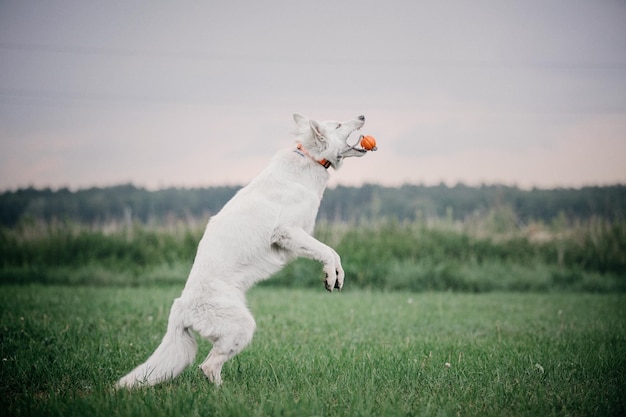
341;133;376;156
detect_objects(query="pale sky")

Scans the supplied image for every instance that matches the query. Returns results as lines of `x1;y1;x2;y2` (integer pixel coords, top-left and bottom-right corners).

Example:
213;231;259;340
1;0;625;190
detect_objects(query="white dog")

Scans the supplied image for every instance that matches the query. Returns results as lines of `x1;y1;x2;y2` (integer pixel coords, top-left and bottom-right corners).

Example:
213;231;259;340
117;113;370;388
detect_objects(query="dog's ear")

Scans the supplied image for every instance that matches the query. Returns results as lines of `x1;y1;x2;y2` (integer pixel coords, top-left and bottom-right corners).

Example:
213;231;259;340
293;113;326;146
309;120;326;142
309;119;326;143
293;113;309;129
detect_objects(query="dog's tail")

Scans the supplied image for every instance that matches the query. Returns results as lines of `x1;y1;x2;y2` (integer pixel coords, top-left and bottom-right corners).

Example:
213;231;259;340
116;298;197;388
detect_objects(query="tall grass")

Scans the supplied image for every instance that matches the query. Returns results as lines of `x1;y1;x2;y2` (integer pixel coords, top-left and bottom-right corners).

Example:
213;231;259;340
1;217;624;291
0;219;201;286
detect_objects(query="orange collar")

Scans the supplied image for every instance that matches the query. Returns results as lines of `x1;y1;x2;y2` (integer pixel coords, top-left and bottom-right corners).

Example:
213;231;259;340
295;143;331;169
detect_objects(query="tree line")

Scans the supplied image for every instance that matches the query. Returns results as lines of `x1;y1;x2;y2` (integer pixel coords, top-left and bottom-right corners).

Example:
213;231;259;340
0;183;624;227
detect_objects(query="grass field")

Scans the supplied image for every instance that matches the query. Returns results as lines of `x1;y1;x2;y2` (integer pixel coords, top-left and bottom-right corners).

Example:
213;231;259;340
1;285;624;417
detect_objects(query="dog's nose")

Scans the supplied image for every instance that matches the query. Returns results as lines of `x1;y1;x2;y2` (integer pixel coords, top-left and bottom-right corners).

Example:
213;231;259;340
358;115;365;121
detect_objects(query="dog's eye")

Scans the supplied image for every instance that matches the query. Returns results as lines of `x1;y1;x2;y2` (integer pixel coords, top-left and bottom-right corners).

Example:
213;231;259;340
335;123;342;129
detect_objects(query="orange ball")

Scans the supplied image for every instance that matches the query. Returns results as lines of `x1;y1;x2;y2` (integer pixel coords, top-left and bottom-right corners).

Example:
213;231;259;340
360;135;377;151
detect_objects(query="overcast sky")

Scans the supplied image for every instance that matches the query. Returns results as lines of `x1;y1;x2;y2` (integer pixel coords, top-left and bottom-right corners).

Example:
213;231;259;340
1;0;625;191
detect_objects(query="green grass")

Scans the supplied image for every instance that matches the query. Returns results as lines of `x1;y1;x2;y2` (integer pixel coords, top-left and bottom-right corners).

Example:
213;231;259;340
1;285;624;416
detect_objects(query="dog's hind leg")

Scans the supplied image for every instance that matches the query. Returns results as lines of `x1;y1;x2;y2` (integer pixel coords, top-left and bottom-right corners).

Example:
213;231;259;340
194;301;256;385
271;225;345;291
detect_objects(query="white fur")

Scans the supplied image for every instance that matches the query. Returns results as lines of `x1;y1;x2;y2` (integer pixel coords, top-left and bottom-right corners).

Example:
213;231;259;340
116;113;366;388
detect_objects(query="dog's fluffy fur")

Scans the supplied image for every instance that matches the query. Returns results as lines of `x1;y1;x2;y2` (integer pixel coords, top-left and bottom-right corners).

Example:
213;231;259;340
116;113;367;388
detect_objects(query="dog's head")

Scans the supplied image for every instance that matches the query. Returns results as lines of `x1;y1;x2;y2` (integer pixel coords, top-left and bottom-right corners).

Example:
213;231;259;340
293;113;367;170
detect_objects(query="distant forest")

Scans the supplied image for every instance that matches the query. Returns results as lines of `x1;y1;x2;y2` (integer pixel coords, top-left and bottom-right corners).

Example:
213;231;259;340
1;183;625;227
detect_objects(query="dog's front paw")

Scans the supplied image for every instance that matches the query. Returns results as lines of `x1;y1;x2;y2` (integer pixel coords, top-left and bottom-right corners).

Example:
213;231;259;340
324;267;344;292
324;272;334;292
336;264;344;290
